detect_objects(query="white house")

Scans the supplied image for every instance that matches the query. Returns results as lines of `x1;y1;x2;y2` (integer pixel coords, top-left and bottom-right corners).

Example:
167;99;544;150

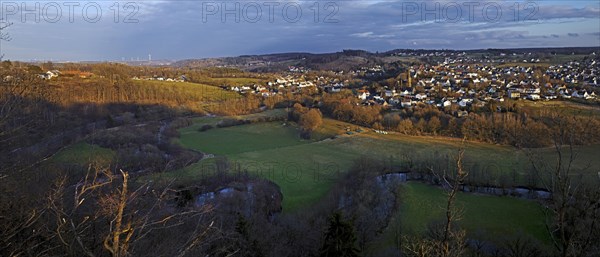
358;92;368;101
442;100;452;107
401;100;413;108
298;81;314;88
572;91;584;98
41;70;60;80
458;98;473;107
415;93;428;100
527;94;541;101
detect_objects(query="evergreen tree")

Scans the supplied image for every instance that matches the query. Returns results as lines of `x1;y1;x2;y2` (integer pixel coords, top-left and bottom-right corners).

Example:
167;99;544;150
234;214;263;257
235;213;249;238
319;212;360;257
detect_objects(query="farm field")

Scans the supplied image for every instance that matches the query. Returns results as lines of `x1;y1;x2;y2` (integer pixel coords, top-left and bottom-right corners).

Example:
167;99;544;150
170;115;600;211
131;80;240;102
46;77;241;113
517;99;600;118
196;77;268;87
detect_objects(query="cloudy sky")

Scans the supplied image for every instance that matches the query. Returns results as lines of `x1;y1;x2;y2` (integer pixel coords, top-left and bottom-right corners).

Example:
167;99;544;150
1;0;599;61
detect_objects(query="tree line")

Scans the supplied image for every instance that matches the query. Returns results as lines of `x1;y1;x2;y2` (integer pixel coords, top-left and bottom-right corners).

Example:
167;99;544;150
318;92;600;148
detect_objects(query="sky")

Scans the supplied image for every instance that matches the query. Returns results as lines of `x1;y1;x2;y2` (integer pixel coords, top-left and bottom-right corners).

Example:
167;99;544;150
0;0;599;61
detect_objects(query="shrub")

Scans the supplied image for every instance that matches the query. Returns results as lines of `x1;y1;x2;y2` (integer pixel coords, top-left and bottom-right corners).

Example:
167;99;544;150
198;124;214;132
216;118;250;128
171;117;194;129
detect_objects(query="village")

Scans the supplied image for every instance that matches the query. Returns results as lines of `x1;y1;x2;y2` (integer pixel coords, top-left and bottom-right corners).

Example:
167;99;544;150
225;51;599;112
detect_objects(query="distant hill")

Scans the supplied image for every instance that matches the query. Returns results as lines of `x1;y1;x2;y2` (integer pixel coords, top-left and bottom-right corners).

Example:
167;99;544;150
174;49;414;72
383;46;600;55
172;46;599;71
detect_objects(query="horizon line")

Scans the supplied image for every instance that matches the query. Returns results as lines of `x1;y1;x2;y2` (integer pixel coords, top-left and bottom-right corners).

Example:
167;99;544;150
5;45;599;64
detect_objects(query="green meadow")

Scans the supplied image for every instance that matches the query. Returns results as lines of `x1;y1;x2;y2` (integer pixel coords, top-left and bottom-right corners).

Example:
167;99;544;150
52;142;115;166
54;112;599;212
397;182;547;240
367;182;550;255
169;115;600;211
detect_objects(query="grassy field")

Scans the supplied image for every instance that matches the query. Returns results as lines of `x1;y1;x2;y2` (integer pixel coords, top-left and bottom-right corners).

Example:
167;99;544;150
52;142;115;166
170;118;359;210
367;182;549;255
166;115;600;211
400;182;547;240
178;109;288;136
547;54;589;64
496;62;552;69
517;100;600;118
49;78;240;107
178;121;306;155
166;116;564;249
195;77;268;87
131;80;240;102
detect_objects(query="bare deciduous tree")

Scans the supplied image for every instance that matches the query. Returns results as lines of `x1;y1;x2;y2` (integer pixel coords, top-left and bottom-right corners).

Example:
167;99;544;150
0;18;12;60
527;113;600;257
47;165;213;257
403;144;468;257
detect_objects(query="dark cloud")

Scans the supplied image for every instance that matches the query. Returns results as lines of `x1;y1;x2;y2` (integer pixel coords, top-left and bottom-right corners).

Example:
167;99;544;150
1;0;599;60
